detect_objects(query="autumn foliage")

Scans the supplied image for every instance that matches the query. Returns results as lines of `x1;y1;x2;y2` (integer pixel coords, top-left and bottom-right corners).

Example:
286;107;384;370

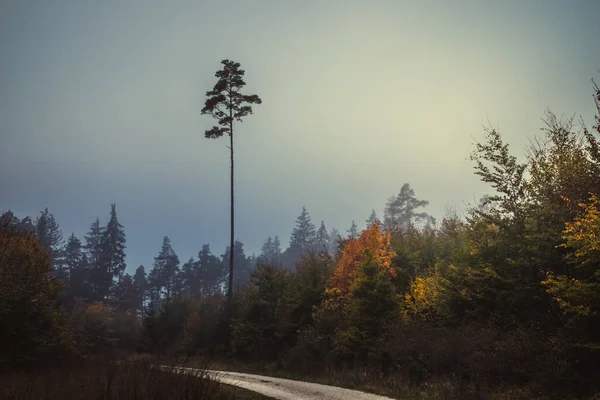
326;222;395;297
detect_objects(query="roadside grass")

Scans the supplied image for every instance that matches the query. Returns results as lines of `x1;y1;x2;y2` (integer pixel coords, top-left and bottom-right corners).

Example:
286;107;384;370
223;384;274;400
0;357;272;400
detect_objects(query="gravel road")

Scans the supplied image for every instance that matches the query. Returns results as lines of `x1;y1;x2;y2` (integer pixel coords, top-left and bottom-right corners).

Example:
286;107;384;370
162;365;397;399
205;369;398;400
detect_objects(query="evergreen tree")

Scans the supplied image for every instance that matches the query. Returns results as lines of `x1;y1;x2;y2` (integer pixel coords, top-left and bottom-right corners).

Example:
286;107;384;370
64;253;92;305
342;254;400;364
179;257;198;297
315;221;330;253
260;236;282;265
111;273;138;314
222;241;252;292
35;208;64;273
12;213;36;234
63;233;83;280
101;203;127;280
260;236;273;262
231;264;289;358
289;207;317;252
384;183;431;234
147;266;162;312
197;244;224;296
366;209;379;227
273;236;282;259
0;211;19;229
329;228;342;257
133;265;148;317
153;236;180;300
0;212;35;235
201;59;262;302
84;217;105;268
84;217;105;300
347;220;358;239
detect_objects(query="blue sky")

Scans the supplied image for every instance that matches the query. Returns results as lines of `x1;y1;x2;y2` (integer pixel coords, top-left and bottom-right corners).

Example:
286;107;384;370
1;0;599;272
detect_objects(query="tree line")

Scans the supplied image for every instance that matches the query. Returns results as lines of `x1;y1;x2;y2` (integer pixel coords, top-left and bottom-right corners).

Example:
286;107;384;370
3;72;600;398
0;185;428;319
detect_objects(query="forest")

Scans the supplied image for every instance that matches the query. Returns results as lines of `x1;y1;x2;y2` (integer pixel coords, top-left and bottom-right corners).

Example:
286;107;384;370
3;72;600;399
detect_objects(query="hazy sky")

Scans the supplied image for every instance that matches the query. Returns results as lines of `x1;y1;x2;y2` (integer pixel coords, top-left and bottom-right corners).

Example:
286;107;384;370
2;0;599;272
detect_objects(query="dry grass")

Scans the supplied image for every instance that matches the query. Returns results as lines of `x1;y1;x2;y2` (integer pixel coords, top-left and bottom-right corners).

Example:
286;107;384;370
0;357;271;400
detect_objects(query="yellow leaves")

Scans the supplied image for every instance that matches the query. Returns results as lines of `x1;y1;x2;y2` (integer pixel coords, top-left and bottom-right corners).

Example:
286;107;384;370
559;193;600;268
403;270;446;320
548;193;600;320
542;273;599;318
326;223;395;298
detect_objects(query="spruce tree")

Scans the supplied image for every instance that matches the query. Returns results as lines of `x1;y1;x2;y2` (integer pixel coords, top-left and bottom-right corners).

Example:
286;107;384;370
222;241;251;292
289;207;317;252
65;253;92;305
197;244;223;296
84;217;105;269
366;209;379;227
133;265;148;317
84;217;105;301
315;221;330;253
347;220;358;239
201;59;262;302
35;208;64;272
153;236;180;300
260;237;273;262
329;228;342;257
272;236;282;264
260;236;283;265
111;273;138;314
63;233;83;280
101;203;127;279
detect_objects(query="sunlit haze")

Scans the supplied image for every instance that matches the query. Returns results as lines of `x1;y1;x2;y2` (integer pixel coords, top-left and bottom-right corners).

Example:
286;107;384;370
2;0;599;271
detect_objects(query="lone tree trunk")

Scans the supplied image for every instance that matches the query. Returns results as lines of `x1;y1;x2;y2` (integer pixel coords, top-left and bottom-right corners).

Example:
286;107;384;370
229;114;234;302
200;59;262;302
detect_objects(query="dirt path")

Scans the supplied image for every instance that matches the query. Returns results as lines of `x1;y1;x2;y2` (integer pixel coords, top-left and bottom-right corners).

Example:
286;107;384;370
204;369;398;400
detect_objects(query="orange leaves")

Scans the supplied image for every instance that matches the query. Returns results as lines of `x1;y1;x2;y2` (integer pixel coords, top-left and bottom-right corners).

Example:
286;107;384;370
326;223;395;297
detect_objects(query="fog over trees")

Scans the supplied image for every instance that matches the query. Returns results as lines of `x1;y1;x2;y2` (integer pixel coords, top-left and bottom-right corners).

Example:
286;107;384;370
3;78;600;398
2;3;600;398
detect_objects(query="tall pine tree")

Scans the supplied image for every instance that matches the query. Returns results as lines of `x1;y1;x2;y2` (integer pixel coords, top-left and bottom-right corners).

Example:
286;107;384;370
201;59;262;302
